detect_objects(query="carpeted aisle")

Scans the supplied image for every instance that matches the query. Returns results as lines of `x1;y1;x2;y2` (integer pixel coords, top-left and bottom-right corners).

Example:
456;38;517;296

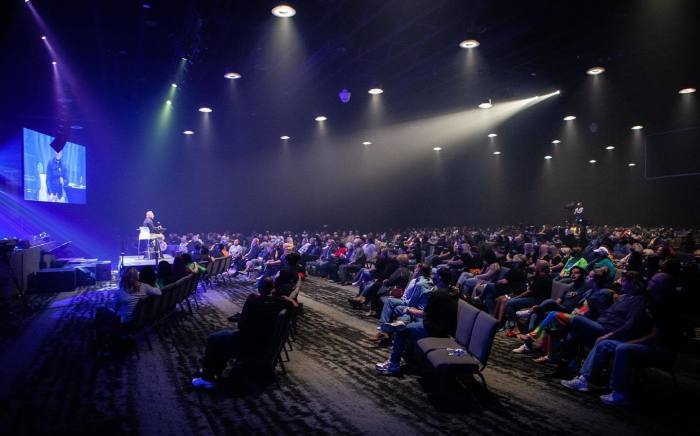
0;276;696;435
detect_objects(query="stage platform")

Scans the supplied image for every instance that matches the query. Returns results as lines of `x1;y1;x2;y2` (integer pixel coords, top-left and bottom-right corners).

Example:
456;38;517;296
120;254;174;271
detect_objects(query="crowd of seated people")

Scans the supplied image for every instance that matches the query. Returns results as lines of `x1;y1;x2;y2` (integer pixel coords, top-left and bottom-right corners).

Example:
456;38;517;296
150;225;697;401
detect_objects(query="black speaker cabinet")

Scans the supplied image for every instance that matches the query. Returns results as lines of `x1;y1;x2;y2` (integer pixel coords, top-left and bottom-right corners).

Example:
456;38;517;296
29;268;76;293
75;266;96;286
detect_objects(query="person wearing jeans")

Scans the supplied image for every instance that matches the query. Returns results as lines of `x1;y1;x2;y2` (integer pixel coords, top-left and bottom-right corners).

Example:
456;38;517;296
503;263;552;336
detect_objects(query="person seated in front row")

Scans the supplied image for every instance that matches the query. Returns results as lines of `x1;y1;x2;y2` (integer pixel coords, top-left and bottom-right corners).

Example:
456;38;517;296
560;272;677;406
375;268;458;374
369;262;435;344
192;276;297;389
457;247;500;298
502;262;553;337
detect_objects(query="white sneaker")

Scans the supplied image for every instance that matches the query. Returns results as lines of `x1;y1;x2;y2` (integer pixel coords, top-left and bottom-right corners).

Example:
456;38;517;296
375;360;400;374
512;343;532;354
560;375;589;392
600;391;631;406
192;377;215;389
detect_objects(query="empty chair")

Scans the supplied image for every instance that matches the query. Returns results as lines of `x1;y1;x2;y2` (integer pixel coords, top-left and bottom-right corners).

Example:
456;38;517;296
417;299;479;354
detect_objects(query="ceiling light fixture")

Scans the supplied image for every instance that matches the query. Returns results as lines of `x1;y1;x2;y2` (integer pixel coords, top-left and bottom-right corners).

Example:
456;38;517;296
678;87;696;94
552;139;561;144
433;147;442;151
589;159;597;164
631;125;643;130
487;133;497;138
493;151;501;155
459;39;480;49
605;146;615;150
362;141;372;145
544;155;552;160
41;36;46;40
51;61;57;65
478;99;492;109
628;163;636;167
183;130;194;135
586;66;605;75
315;115;327;122
271;4;296;17
280;135;290;140
198;107;212;113
224;72;242;80
166;100;172;105
171;83;177;88
368;88;383;95
563;115;576;121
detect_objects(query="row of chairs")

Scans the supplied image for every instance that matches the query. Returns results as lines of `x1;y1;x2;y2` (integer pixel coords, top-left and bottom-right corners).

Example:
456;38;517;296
123;272;201;357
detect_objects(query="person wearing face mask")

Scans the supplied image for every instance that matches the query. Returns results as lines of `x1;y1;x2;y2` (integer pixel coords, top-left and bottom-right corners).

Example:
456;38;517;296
556;270;648;377
560;272;678;406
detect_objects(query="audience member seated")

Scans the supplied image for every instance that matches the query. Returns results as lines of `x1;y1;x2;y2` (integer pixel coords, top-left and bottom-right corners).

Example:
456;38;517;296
478;254;528;317
369;263;435;344
375;268;458;374
586;247;617;285
139;266;158;287
457;247;500;298
560;272;678;406
502;262;553;337
191;276;296;389
555;246;588;282
156;260;174;287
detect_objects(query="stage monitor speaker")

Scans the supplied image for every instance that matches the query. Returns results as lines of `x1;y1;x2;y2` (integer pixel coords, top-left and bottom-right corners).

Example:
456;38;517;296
75;266;96;286
94;261;112;281
29;268;76;293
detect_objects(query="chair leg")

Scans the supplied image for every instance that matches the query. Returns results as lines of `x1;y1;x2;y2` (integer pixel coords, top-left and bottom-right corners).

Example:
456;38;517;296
283;346;290;362
185;298;194;314
477;371;489;392
143;330;153;351
287;336;294;351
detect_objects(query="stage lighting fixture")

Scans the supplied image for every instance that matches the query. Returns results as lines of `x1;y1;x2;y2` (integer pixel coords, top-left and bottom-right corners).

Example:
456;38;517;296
315;115;327;122
459;39;480;49
631;125;643;130
563;115;576;121
605;146;615;150
362;141;372;145
51;61;57;65
198;107;212;113
280;135;290;140
478;99;492;109
586;66;605;75
368;88;383;95
678;87;696;94
171;83;177;88
544;155;552;160
272;5;296;17
166;100;172;105
41;36;46;40
183;130;194;135
433;147;442;151
224;72;241;80
589;159;597;164
628;163;636;167
552;139;561;144
339;89;351;103
70;125;83;130
487;133;497;138
493;151;501;155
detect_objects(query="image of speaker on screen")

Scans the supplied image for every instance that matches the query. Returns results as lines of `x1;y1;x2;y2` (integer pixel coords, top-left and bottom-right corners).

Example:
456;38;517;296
23;128;87;204
46;149;67;201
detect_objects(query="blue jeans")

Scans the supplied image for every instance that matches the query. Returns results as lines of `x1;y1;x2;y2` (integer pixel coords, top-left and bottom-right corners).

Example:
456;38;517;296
568;316;608;348
610;342;673;392
458;276;478;297
528;299;567;331
505;296;538;325
389;319;429;364
482;283;504;315
380;297;409;324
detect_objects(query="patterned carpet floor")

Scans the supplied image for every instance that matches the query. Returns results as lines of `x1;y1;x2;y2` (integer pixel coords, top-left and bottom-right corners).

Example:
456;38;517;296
0;276;697;435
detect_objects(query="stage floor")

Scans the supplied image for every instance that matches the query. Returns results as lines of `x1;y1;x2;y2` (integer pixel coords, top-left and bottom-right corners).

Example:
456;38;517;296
0;276;697;435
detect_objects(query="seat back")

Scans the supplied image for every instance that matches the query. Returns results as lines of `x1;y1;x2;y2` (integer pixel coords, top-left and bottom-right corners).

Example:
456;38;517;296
467;311;499;368
551;281;573;300
129;296;153;330
138;226;150;241
264;308;291;370
454;300;480;347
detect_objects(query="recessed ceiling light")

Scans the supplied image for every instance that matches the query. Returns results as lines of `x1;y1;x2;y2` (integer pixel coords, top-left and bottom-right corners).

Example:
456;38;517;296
589;159;597;164
478;99;492;109
198;107;212;113
487;133;497;138
171;83;177;88
166;100;172;105
433;147;442;151
605;146;615;150
70;125;83;130
493;151;501;155
552;139;561;144
459;39;480;49
224;72;241;80
563;115;576;121
183;130;194;135
51;61;57;65
628;162;636;167
631;125;643;130
271;5;296;17
586;66;605;75
544;155;552;160
41;36;46;40
679;87;696;94
362;141;372;145
280;135;290;140
368;88;383;95
315;115;327;122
